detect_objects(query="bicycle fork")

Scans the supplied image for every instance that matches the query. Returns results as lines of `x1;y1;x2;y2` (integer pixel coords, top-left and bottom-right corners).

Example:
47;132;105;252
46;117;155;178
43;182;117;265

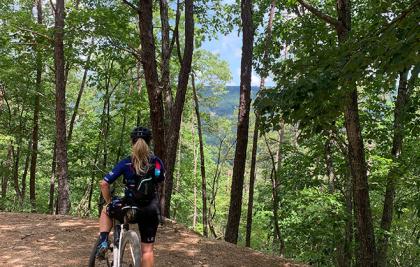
113;224;125;267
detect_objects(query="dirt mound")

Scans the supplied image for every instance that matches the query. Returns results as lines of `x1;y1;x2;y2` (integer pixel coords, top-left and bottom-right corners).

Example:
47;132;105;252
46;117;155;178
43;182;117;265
0;212;304;266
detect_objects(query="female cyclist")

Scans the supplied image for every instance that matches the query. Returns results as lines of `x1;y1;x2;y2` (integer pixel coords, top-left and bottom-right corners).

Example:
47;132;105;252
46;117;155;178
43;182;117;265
96;126;165;267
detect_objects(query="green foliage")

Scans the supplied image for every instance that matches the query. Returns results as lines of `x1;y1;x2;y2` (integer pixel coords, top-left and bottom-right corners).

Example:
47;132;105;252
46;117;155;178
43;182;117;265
1;0;419;266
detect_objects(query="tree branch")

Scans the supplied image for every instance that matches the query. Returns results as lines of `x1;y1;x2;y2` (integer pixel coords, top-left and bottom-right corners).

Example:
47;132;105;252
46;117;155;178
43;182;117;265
297;0;339;28
106;38;140;60
49;0;56;13
169;0;181;57
122;0;139;12
11;25;53;42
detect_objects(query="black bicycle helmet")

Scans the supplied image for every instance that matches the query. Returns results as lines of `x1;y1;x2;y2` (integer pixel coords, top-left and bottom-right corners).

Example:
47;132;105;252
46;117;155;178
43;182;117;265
130;126;152;144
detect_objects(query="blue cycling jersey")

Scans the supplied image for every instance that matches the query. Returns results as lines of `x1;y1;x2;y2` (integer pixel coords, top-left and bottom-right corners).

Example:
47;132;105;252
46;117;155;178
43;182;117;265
103;155;165;185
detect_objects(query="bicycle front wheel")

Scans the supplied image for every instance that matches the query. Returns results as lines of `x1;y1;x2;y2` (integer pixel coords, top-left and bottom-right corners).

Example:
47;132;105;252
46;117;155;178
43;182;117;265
88;237;112;267
119;230;141;267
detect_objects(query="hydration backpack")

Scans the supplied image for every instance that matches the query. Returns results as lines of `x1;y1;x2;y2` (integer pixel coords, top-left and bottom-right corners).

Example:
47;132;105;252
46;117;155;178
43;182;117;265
125;157;160;206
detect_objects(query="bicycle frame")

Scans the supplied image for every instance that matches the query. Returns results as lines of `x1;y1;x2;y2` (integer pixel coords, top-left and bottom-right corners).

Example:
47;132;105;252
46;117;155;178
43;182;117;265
111;206;141;267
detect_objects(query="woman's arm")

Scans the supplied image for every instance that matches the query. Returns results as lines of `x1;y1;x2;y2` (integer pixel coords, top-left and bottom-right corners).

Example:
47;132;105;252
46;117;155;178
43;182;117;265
101;158;129;203
100;180;112;204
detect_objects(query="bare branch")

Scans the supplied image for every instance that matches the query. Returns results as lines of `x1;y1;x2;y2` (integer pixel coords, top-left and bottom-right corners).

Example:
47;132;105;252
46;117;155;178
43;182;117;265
169;0;181;56
122;0;139;12
297;0;339;28
49;0;56;13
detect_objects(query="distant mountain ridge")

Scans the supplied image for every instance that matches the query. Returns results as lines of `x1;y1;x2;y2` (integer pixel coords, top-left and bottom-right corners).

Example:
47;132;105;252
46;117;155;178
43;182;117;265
208;86;260;118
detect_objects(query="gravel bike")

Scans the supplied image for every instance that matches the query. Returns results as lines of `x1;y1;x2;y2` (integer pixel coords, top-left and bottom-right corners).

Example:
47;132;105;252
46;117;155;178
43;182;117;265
88;205;141;267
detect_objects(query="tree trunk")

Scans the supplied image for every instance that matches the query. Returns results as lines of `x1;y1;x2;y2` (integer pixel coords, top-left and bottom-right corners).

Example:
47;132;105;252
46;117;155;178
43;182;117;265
246;117;259;247
29;0;43;210
137;0;166;160
163;0;195;218
225;0;254;244
192;118;197;229
336;1;375;265
324;138;336;192
377;65;419;266
159;0;173;126
116;96;129;164
68;52;91;143
137;0;167;217
54;0;70;214
192;74;208;237
337;161;353;267
102;74;112;172
344;88;376;266
12;145;22;200
173;119;182;220
245;0;276;247
344;87;375;266
21;139;32;199
96;82;111;215
264;125;285;255
48;142;57;214
336;1;376;262
298;0;377;262
2;145;13;199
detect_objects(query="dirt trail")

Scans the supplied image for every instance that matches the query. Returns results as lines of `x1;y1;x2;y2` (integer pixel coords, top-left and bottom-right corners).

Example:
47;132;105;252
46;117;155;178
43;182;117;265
0;212;304;266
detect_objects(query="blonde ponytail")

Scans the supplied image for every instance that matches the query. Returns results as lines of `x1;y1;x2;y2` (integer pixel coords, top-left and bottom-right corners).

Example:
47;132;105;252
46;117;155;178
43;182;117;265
131;138;151;175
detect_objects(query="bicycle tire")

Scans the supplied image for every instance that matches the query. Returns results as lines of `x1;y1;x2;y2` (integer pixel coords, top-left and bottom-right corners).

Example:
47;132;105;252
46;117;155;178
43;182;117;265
88;237;112;267
119;230;141;267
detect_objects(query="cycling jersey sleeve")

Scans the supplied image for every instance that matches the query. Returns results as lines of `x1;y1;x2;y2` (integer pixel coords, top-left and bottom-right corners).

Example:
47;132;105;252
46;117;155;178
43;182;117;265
104;158;130;184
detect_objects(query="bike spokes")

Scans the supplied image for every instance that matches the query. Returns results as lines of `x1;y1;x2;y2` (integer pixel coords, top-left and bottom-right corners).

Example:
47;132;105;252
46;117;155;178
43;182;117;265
120;242;136;267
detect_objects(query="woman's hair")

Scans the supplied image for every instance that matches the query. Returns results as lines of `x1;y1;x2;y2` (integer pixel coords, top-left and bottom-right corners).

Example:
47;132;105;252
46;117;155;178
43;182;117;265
131;138;151;175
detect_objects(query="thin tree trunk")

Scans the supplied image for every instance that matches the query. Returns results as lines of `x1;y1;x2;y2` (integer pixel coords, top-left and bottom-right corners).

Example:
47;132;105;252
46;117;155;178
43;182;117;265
2;145;13;199
246;0;276;247
54;0;70;214
21;139;32;199
91;143;101;214
192;118;197;229
159;0;173;126
209;138;224;236
377;65;419;266
225;0;254;244
324;138;336;192
246;116;259;247
29;0;43;210
343;172;354;267
103;77;112;171
96;80;112;214
191;74;208;237
164;0;195;218
173;119;182;220
116;97;129;164
48;142;57;214
12;145;22;200
264;124;285;256
68;52;92;143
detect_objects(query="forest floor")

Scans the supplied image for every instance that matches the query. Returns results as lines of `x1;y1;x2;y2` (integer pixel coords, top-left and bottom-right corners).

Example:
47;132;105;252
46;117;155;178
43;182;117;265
0;212;306;267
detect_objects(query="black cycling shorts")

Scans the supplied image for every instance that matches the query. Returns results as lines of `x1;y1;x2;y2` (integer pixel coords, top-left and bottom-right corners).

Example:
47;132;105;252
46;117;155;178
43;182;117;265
136;197;160;243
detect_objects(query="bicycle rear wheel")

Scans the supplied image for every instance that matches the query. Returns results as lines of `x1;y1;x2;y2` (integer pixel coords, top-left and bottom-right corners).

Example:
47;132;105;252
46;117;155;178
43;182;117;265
119;230;141;267
88;236;113;267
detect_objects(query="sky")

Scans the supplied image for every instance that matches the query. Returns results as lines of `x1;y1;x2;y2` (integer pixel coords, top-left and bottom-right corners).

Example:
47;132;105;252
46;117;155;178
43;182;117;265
200;31;275;87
